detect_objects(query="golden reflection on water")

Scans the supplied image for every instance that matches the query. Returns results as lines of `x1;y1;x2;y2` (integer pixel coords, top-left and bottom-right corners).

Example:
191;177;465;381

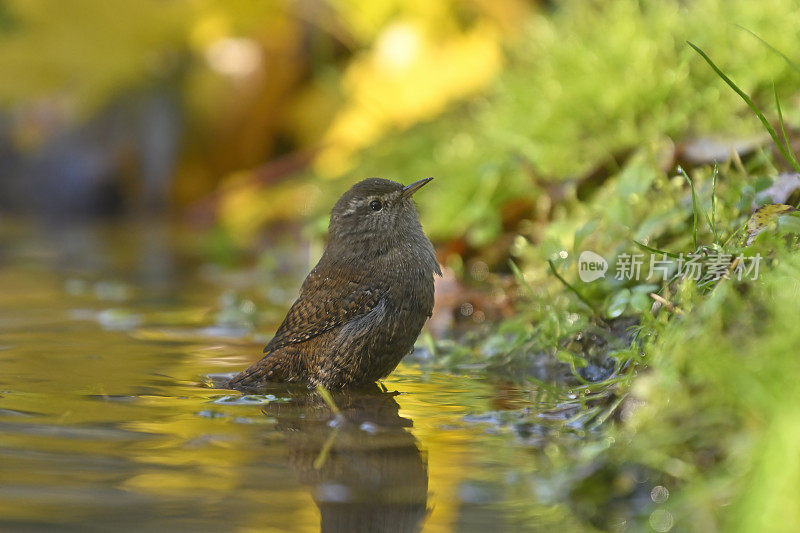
0;221;588;532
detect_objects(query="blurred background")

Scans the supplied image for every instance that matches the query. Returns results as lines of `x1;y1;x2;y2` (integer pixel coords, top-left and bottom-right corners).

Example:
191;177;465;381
0;0;523;233
4;0;800;351
4;0;797;258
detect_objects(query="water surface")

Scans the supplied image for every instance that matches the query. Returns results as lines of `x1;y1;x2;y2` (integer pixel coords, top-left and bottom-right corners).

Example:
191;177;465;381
0;219;608;532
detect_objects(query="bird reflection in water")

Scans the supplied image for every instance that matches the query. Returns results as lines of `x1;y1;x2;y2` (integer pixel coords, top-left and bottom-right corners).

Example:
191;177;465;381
261;385;429;533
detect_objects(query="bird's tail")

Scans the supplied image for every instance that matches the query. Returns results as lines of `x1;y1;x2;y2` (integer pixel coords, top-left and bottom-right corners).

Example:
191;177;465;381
226;352;294;391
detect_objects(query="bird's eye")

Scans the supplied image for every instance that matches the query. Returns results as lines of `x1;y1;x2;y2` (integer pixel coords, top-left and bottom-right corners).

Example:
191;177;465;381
369;200;383;211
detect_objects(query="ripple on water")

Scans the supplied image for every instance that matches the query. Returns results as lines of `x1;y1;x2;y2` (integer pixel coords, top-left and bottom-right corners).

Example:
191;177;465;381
211;394;290;405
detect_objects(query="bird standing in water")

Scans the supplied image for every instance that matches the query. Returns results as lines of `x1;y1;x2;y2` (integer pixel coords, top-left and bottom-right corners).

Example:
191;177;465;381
228;178;440;391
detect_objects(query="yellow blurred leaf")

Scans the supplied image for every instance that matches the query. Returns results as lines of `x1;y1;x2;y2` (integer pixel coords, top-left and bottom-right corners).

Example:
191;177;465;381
0;0;190;112
314;21;503;177
746;204;797;245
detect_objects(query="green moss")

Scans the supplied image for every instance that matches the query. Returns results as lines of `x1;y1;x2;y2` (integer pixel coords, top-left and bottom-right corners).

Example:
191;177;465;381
623;244;800;530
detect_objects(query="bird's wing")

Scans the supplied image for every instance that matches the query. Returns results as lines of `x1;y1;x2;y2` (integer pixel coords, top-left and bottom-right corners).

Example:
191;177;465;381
263;269;385;353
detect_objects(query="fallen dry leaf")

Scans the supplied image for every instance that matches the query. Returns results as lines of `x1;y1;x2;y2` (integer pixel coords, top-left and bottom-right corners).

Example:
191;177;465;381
745;204;798;245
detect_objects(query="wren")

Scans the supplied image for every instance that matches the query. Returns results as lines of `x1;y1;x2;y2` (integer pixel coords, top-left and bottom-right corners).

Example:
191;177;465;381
228;177;441;391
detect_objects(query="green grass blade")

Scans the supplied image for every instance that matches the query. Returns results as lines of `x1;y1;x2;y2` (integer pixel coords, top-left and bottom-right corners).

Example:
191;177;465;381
711;163;719;242
633;240;682;259
315;384;341;416
688;41;800;174
678;166;701;249
546;259;599;316
736;25;800;77
313;427;340;470
508;259;536;297
774;84;800;173
721;220;748;249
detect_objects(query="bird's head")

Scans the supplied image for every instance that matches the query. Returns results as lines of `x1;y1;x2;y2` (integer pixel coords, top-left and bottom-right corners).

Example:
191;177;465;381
328;177;432;247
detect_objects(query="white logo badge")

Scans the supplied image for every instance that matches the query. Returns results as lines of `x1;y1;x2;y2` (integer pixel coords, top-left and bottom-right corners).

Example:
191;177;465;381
578;251;607;282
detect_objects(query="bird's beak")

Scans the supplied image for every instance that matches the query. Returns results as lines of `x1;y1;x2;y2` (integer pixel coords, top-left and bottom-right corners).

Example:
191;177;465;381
401;177;433;199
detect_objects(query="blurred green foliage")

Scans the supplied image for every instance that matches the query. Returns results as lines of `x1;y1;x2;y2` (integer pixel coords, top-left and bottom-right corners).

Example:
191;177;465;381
491;0;800;177
622;239;800;530
325;0;800;246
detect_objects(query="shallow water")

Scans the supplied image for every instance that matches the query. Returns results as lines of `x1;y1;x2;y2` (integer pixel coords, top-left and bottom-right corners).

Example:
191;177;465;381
0;219;618;532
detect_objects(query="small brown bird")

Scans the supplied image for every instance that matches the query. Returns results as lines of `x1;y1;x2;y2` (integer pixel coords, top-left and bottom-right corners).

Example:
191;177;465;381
228;177;441;391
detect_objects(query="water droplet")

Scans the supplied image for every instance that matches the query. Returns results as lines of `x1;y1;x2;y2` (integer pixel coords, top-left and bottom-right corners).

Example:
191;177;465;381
649;509;674;532
359;422;380;434
651;485;669;503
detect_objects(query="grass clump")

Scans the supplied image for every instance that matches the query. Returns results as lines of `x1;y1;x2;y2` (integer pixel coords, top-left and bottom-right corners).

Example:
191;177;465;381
621;241;800;530
488;32;800;528
403;26;800;528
